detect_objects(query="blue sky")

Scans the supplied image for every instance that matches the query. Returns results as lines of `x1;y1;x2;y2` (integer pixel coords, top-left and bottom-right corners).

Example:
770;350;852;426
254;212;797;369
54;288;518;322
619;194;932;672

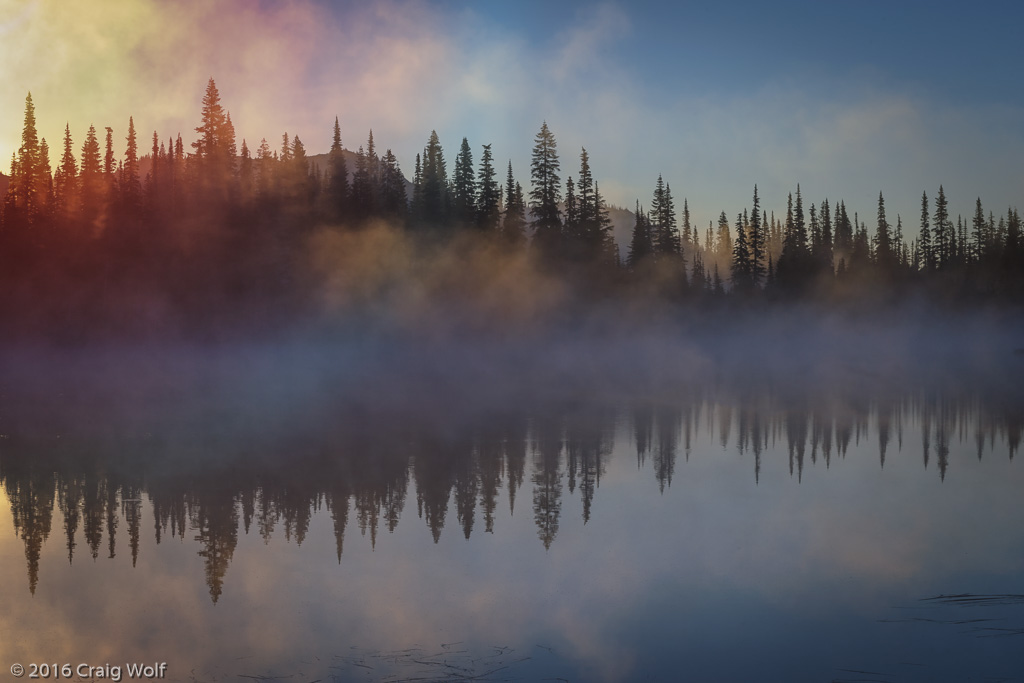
2;0;1022;237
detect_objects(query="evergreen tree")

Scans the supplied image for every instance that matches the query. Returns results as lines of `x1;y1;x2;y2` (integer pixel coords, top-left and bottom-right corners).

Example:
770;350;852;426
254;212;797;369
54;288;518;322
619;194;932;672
934;185;950;268
819;198;834;274
572;148;608;260
280;132;292;163
715;211;732;273
350;145;372;220
38;138;54;224
254;138;272;196
732;211;753;290
749;185;765;285
564;176;578;239
411;152;423;221
1004;207;1022;275
80;125;103;226
54;123;78;219
238;139;253;199
529;122;562;252
681;198;692;250
971;197;987;263
873;191;893;270
501;161;526;246
793;185;806;254
420;130;448;226
576;148;595;232
893;215;905;270
592;181;616;265
451;137;476;227
290;134;311;201
918;191;932;271
379;149;407;221
147;130;160;206
122;116;141;214
650;175;679;257
834;200;853;261
328;117;349;221
627;200;652;269
778;190;810;287
850;216;871;271
10;92;46;224
104;127;115;179
476;144;500;232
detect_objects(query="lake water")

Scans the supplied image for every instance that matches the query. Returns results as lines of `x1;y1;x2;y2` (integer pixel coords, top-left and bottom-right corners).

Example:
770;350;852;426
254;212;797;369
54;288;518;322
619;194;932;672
1;326;1023;682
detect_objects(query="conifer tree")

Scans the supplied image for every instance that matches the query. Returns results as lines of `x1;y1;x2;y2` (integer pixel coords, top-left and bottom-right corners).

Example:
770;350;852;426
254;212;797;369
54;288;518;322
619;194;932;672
732;211;753;290
194;79;227;158
238;139;253;199
851;216;871;271
280;132;292;163
420;131;448;226
834;201;853;259
80;125;103;226
873;191;893;270
54;123;78;218
254;138;272;196
971;197;987;263
476;144;500;232
148;130;160;203
564;176;578;239
379;149;407;221
681;198;692;250
777;191;802;286
627;201;652;269
38;138;54;224
529;122;562;252
1004;207;1022;274
289;134;311;201
411;152;423;220
893;215;905;269
715;211;732;272
934;185;950;268
501;161;526;246
104;127;115;179
328;117;349;221
10;92;46;224
749;185;765;285
451;137;476;227
122;116;141;213
592;181;616;264
576;148;595;230
793;185;806;253
650;175;679;257
819;198;834;274
350;145;372;220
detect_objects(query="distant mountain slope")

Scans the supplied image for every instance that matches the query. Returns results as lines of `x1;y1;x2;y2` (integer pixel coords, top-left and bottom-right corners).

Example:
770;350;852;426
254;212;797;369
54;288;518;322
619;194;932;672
0;171;8;198
607;205;634;257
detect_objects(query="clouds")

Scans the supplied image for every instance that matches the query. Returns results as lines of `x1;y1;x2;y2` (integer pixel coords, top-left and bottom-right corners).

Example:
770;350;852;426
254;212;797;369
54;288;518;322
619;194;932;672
2;0;1020;238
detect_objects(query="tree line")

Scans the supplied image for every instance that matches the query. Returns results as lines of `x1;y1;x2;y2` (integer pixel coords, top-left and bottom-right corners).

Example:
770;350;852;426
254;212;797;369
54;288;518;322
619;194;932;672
2;79;1022;335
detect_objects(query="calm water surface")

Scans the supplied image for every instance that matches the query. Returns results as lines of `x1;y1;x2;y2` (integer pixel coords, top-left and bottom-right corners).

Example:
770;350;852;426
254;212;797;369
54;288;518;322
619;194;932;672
1;334;1023;682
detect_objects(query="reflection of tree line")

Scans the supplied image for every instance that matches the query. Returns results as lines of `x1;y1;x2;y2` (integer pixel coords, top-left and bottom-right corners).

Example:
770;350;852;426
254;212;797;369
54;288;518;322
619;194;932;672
1;393;1019;600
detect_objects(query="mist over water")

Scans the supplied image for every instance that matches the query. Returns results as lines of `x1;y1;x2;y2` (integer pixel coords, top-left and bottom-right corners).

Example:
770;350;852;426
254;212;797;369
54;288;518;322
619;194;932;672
2;302;1023;682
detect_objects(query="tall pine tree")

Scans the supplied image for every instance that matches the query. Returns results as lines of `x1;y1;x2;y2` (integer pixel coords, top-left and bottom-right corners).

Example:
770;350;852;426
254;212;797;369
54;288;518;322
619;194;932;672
529;122;562;253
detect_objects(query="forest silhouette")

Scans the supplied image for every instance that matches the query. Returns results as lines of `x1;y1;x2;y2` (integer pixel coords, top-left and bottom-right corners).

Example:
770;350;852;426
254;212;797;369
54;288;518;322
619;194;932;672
2;79;1023;340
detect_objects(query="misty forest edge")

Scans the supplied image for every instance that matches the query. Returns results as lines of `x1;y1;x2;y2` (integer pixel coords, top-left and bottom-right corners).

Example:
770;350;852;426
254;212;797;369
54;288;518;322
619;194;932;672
2;79;1023;338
